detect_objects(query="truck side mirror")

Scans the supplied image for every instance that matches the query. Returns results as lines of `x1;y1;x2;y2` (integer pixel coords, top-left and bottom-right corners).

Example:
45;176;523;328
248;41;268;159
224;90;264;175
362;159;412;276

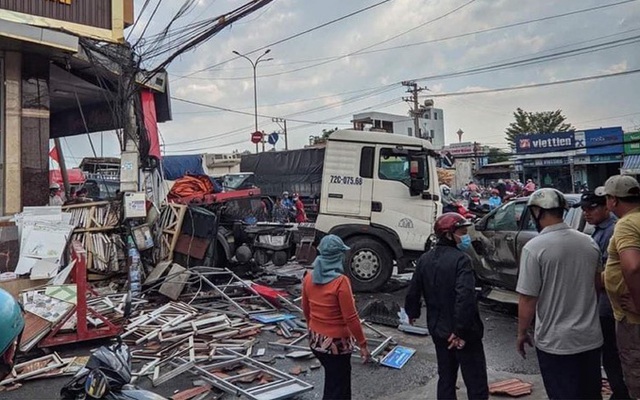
410;178;425;196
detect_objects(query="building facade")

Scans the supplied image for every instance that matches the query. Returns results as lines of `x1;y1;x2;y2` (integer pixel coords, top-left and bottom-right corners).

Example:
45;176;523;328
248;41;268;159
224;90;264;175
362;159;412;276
622;130;640;175
352;108;445;149
0;1;171;215
514;127;624;193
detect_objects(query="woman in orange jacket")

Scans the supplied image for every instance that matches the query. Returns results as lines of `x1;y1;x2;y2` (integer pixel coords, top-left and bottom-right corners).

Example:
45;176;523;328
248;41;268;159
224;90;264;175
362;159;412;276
301;235;370;400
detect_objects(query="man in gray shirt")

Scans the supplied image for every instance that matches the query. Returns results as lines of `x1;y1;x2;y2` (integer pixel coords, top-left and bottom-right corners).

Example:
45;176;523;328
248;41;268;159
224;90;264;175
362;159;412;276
516;188;603;400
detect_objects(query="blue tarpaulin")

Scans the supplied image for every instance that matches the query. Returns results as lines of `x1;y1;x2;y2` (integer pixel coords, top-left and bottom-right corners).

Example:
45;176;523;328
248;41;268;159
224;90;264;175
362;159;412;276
162;155;205;180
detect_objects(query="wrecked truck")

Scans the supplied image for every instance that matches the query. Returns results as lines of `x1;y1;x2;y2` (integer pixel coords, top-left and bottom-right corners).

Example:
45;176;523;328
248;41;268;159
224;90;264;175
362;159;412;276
242;130;442;291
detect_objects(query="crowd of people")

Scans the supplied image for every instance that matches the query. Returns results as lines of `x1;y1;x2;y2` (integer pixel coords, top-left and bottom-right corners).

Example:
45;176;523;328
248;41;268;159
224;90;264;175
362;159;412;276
271;190;308;224
300;175;640;400
461;178;538;201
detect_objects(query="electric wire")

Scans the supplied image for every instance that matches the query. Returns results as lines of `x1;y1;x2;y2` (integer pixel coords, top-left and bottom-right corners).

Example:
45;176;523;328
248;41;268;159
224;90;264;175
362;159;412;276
179;0;638;80
178;0;395;79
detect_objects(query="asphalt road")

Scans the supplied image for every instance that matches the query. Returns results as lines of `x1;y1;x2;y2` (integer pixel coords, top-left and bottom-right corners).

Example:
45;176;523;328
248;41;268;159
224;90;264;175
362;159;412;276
2;285;540;400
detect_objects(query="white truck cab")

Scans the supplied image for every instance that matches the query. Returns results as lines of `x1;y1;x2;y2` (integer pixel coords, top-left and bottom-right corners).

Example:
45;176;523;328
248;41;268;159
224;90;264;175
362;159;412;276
315;130;442;291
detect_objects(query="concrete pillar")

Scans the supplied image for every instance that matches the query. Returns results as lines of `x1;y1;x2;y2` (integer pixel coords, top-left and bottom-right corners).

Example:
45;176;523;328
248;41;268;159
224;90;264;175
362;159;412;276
4;52;22;214
20;54;50;207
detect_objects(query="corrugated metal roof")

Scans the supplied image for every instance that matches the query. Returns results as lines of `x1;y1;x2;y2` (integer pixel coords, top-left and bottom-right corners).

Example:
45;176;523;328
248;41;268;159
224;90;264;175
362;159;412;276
0;0;112;29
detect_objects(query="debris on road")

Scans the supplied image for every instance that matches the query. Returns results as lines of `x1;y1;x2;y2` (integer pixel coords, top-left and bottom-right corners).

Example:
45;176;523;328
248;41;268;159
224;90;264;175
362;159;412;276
489;378;534;397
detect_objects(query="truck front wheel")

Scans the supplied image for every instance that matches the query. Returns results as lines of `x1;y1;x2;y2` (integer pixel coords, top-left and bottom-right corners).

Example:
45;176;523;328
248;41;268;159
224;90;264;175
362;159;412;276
345;237;393;292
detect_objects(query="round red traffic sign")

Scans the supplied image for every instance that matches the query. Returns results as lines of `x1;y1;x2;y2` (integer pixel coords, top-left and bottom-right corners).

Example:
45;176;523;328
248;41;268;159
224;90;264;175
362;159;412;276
251;131;263;144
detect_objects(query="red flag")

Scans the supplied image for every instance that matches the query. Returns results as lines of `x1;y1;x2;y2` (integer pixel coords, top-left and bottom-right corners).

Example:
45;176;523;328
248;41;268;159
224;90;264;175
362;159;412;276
49;146;60;163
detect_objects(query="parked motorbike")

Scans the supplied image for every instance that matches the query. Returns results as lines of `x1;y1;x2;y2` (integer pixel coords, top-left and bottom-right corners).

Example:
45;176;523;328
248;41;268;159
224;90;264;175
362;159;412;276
60;293;166;400
60;339;166;400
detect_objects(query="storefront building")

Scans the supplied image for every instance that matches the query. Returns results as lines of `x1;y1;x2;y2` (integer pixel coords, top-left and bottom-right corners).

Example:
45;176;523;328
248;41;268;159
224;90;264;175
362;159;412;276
622;131;640;175
515;127;623;193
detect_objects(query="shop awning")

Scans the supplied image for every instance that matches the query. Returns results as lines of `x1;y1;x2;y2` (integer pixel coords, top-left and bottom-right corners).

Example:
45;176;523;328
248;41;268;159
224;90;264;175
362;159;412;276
621;155;640;175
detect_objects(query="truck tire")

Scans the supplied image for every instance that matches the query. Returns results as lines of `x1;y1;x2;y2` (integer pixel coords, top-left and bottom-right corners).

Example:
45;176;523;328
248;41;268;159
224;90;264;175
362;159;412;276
345;237;393;292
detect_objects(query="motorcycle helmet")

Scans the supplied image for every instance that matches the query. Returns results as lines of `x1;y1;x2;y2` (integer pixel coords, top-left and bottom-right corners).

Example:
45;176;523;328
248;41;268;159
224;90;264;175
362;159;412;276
434;213;472;238
85;369;110;398
49;182;61;191
527;188;568;210
0;288;24;356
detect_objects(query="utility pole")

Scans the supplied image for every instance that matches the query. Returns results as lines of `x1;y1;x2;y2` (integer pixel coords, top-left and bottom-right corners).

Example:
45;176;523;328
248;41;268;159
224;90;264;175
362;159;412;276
272;117;288;150
402;81;425;138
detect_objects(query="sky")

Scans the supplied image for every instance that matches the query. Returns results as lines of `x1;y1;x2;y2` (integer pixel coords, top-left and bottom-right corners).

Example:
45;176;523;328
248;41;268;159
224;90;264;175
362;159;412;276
59;0;640;166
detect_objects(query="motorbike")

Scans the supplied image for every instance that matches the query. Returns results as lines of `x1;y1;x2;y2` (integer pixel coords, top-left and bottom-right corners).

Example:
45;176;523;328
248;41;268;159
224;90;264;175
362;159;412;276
60;293;166;400
240;223;295;267
444;202;477;221
60;339;167;400
467;194;491;217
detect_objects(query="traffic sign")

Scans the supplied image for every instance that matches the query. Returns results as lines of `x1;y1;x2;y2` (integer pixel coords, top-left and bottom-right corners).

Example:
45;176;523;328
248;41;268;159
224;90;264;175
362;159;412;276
251;131;263;144
268;132;279;145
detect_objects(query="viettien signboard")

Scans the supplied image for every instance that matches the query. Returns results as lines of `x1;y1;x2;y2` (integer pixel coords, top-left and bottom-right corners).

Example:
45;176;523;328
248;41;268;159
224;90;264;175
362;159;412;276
515;127;623;155
516;132;574;154
624;131;640;155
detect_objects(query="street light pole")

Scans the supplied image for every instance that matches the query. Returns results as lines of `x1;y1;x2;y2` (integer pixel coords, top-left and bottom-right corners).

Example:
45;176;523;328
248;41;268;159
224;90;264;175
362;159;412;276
232;49;273;153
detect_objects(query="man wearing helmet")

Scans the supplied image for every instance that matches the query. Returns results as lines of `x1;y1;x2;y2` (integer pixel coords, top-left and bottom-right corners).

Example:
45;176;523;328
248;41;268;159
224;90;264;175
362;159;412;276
440;184;457;213
516;188;603;399
405;212;488;399
0;288;24;381
49;183;64;206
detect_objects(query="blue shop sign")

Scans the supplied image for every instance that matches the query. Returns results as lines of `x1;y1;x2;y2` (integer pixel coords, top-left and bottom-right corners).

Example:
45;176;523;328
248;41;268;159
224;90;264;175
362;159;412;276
516;132;574;154
584;127;623;155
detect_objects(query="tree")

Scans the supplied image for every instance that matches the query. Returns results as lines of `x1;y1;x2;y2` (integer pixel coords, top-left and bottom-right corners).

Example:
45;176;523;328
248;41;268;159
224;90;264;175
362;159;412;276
310;127;339;145
487;147;510;164
505;108;574;149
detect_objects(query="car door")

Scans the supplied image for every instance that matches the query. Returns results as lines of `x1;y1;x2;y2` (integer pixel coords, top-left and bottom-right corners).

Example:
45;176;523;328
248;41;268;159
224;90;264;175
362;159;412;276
476;200;528;288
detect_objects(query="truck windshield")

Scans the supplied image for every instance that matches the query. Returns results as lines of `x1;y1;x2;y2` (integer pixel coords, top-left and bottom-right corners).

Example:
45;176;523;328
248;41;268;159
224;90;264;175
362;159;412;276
378;149;429;190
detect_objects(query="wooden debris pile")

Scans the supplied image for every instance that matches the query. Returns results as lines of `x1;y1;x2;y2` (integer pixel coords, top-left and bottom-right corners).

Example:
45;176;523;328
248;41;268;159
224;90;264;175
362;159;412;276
0;353;90;388
123;299;314;400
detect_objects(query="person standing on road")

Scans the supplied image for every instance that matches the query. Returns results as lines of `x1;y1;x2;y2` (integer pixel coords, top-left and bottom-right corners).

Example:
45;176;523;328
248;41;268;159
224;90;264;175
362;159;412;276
302;234;371;400
516;188;603;400
596;175;640;399
293;193;308;223
405;212;488;400
272;197;290;223
577;191;630;399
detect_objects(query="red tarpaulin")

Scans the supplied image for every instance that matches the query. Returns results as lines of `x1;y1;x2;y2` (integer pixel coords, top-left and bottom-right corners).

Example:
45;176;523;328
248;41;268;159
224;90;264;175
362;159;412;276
141;89;161;160
50;169;85;185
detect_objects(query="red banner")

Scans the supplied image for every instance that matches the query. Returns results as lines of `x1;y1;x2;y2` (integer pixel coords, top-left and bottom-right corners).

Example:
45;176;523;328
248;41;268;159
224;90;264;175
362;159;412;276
141;89;162;159
49;146;60;164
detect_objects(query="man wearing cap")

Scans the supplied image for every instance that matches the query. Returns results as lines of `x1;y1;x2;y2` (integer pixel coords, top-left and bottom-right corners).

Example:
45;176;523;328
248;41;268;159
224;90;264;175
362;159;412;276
576;192;630;399
516;188;603;400
596;175;640;398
